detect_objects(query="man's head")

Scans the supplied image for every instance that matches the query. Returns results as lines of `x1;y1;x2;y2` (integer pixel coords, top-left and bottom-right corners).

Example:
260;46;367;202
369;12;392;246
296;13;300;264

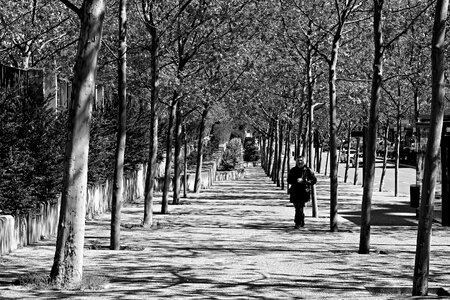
296;157;305;168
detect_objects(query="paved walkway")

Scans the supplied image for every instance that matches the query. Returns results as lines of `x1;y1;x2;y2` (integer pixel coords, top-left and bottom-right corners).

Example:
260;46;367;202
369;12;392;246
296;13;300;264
0;166;449;299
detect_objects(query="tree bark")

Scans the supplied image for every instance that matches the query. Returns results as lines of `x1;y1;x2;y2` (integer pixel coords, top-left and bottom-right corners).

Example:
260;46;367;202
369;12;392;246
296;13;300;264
353;137;361;185
111;0;127;250
194;106;209;193
442;136;450;226
261;136;267;171
306;42;318;217
267;122;274;176
162;97;178;213
344;123;351;183
143;2;160;226
395;113;400;196
281;124;290;191
173;104;182;204
329;35;340;232
276;120;283;186
183;125;188;198
297;107;304;158
379;125;389;192
359;0;383;254
413;0;448;295
143;115;158;225
50;0;105;287
271;119;279;183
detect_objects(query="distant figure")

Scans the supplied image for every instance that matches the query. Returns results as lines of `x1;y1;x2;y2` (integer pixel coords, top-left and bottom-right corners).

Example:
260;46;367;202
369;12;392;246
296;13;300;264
287;157;317;228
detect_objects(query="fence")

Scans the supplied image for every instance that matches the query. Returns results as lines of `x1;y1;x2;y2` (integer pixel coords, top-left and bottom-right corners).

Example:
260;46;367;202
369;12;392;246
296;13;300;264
0;64;245;255
0;160;245;256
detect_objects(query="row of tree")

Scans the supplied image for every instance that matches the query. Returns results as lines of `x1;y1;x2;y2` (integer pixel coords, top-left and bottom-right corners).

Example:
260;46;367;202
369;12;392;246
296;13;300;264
1;0;447;296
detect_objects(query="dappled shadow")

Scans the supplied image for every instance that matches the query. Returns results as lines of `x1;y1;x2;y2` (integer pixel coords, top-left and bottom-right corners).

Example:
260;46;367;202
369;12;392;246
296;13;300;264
1;165;449;299
341;203;418;226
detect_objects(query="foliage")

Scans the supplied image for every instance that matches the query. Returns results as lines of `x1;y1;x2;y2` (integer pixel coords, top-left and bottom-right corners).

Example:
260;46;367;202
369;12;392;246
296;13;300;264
0;89;154;214
186;150;198;169
0;93;65;215
0;0;79;72
203;137;220;162
219;137;242;171
1;0;444;216
243;137;260;162
208;119;233;147
88;97;156;186
88;108;116;186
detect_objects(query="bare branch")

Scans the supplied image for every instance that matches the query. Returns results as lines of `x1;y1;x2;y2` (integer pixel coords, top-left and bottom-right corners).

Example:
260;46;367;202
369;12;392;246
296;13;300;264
31;38;78;67
383;1;435;51
59;0;82;18
102;40;119;60
336;77;371;83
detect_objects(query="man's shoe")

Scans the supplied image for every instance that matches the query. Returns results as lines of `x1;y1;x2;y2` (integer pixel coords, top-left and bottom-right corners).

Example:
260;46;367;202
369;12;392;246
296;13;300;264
300;221;305;227
294;224;300;229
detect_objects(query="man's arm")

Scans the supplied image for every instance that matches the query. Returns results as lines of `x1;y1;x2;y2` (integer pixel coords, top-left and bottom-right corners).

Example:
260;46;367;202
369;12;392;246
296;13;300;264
308;168;317;185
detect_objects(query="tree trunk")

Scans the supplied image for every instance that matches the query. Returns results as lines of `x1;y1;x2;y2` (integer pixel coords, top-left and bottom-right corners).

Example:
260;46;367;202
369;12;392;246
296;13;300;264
298;107;304;158
353;137;361;185
267;123;274;176
414;87;424;186
143;6;160;226
413;0;448;295
50;0;105;287
173;104;182;204
261;137;267;171
293;133;298;159
337;143;342;173
271;119;279;183
329;34;340;232
183;125;188;198
359;0;383;254
442;136;450;226
282;125;290;191
162;97;178;213
194;106;208;193
111;0;127;250
344;123;352;183
379;125;389;192
395;115;400;196
307;45;318;218
318;146;323;172
144;116;158;225
276;121;283;186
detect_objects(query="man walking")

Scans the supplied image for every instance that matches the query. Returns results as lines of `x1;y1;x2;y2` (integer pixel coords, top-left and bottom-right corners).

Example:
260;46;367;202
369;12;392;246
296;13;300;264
287;157;317;228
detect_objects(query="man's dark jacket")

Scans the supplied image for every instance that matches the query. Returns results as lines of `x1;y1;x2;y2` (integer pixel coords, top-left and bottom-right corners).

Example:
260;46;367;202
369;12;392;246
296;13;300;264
287;166;317;204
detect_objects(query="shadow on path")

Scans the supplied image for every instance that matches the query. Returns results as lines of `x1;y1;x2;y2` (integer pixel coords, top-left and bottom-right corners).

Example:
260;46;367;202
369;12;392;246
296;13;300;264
0;166;448;299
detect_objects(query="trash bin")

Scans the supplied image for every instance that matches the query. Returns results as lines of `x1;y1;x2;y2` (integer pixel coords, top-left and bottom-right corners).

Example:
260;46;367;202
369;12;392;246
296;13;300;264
410;184;421;208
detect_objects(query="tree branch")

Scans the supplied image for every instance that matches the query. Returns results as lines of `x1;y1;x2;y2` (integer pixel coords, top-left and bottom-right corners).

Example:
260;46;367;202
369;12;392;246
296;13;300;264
383;1;435;51
31;38;78;67
59;0;82;18
102;40;119;60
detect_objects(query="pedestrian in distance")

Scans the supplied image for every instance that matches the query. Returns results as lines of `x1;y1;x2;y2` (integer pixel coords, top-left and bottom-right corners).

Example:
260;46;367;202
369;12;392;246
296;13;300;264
287;156;317;229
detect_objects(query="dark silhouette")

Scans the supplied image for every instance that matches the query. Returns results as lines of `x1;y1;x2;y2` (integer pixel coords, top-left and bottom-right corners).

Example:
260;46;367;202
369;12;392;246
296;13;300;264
287;157;317;228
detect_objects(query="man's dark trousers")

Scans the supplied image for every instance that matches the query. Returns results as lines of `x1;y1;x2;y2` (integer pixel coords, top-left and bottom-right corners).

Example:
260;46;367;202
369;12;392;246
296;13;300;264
293;202;305;227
